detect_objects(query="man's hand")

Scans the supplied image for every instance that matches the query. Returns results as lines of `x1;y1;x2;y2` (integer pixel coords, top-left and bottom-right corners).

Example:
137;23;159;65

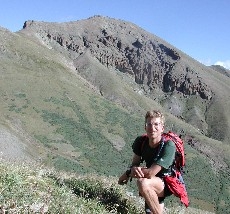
142;164;163;179
118;173;129;185
131;166;145;178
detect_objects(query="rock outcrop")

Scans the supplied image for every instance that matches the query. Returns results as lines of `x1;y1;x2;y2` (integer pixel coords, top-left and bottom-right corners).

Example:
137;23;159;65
22;16;212;101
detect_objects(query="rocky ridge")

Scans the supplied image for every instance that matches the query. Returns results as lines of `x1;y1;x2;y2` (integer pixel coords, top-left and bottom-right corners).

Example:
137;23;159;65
19;16;230;144
22;16;212;101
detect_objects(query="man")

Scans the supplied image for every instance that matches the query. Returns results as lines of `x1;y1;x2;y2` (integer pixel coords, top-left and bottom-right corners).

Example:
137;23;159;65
118;110;176;214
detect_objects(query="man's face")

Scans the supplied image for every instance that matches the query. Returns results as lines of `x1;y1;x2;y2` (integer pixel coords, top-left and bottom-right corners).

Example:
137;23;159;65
145;117;164;139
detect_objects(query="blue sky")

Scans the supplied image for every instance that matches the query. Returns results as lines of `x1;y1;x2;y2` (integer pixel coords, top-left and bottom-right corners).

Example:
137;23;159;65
1;0;229;69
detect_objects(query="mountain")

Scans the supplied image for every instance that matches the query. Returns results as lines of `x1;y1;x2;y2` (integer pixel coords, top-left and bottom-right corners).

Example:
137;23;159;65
20;16;230;143
0;16;229;213
209;64;230;78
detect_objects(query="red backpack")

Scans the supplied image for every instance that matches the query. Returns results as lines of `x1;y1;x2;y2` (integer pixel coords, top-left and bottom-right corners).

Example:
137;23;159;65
162;131;185;171
140;131;189;207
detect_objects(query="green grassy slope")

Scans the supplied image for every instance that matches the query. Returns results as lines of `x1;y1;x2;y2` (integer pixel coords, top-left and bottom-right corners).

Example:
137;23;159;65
1;161;216;214
0;27;229;213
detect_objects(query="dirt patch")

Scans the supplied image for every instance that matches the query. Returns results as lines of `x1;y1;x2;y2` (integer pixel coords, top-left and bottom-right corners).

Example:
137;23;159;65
0;126;31;162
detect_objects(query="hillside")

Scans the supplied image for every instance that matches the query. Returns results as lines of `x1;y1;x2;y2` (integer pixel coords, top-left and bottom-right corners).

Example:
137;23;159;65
0;161;215;214
0;16;230;213
209;65;230;78
20;16;230;144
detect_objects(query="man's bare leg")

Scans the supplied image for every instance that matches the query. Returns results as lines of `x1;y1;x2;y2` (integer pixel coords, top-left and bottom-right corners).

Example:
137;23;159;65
137;177;164;214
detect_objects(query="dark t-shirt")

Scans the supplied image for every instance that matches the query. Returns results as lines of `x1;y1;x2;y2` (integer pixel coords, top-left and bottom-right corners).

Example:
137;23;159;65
132;135;176;175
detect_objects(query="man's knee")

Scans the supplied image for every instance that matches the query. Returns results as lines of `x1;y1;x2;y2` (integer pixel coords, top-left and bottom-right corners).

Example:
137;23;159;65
137;177;155;193
137;177;164;195
137;178;149;188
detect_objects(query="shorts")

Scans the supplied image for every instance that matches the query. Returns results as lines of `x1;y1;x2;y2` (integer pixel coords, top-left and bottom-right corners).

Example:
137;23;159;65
158;178;172;203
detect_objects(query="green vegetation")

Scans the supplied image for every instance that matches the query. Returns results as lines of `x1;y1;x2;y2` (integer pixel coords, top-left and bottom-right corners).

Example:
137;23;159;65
185;154;220;210
0;161;143;213
0;25;229;214
36;95;143;176
65;177;142;213
0;162;102;213
216;171;230;214
0;161;216;214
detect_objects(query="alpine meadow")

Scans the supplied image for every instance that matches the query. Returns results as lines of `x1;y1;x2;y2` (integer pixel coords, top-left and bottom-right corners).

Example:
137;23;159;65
0;16;230;213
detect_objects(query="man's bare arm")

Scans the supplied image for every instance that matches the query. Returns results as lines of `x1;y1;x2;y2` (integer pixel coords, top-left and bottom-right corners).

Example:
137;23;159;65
118;154;141;184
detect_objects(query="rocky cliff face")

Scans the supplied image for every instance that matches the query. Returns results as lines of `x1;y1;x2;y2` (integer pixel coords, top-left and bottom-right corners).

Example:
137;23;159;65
20;16;230;142
22;16;212;101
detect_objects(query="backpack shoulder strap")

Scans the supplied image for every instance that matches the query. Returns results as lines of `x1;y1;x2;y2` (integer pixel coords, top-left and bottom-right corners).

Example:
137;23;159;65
140;134;165;162
154;140;165;161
